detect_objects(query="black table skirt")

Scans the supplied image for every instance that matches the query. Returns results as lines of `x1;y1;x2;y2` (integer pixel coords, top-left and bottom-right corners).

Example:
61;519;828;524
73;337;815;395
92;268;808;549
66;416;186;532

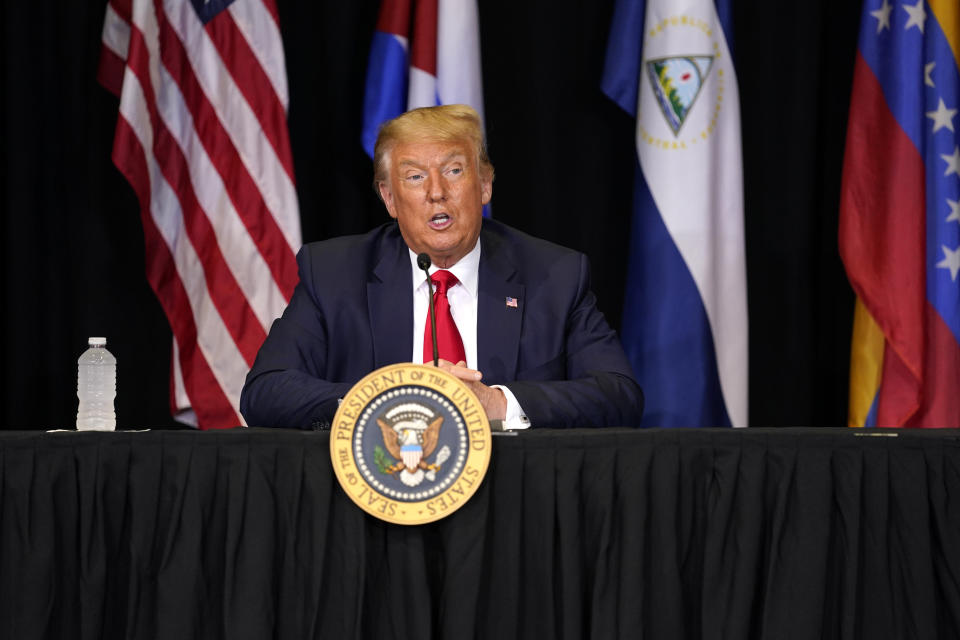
1;428;958;639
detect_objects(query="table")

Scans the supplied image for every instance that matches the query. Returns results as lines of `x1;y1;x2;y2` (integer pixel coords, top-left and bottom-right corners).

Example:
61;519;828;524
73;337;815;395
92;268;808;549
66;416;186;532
1;428;958;639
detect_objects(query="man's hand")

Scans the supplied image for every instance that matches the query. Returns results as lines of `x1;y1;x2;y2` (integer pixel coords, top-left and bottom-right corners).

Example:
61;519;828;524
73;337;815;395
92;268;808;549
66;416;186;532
433;359;507;420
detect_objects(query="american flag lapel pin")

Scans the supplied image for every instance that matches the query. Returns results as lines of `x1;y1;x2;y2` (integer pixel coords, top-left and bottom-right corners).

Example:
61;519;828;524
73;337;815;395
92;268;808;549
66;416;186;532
505;296;518;308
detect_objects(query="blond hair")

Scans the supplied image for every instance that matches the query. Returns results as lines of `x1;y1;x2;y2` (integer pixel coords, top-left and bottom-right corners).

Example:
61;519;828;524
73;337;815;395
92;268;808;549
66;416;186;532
373;104;494;195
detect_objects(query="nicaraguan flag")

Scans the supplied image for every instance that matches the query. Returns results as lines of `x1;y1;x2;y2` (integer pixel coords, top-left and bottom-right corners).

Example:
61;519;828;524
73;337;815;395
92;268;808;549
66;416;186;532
840;0;960;427
361;0;485;157
602;0;748;427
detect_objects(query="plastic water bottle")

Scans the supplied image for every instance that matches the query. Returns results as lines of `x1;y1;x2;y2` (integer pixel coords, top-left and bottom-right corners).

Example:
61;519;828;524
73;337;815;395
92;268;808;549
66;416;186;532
76;337;117;431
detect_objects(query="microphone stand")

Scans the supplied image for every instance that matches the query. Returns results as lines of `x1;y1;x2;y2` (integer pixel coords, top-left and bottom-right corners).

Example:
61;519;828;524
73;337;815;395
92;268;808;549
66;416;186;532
417;253;440;366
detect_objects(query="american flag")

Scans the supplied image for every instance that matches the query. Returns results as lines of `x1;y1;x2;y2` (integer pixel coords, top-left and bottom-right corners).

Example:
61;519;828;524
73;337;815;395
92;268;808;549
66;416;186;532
98;0;301;429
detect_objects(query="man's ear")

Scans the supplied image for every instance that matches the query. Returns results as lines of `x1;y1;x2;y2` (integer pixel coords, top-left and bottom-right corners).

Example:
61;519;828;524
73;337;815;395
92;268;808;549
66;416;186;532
480;175;493;207
378;182;398;219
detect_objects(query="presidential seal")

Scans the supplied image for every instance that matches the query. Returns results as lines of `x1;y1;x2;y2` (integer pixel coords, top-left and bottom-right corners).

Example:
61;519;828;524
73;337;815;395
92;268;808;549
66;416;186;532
330;363;492;525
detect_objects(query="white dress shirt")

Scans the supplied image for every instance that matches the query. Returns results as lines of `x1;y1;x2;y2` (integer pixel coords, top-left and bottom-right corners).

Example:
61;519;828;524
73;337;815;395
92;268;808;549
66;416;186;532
407;241;530;429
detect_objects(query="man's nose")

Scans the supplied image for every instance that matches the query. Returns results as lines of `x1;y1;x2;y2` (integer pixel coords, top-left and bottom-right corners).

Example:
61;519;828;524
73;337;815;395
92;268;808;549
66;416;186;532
425;172;447;201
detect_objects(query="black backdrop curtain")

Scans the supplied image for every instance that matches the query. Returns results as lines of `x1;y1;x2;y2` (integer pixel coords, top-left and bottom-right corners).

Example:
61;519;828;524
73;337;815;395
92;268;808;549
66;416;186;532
0;0;861;429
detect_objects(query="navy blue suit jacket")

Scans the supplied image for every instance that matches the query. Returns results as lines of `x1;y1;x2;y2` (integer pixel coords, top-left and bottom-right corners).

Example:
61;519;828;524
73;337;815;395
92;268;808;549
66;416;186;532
239;219;643;429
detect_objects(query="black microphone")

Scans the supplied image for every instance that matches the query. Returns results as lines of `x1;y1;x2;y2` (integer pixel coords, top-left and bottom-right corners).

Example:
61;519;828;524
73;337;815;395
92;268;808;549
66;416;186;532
417;252;440;366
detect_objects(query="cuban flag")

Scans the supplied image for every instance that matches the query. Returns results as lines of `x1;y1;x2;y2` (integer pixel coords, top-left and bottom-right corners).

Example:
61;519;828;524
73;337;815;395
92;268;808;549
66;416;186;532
840;0;960;427
602;0;748;428
361;0;484;158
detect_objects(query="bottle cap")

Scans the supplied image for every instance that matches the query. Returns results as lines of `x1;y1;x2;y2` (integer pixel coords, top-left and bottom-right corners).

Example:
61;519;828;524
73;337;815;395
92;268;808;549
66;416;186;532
88;337;107;346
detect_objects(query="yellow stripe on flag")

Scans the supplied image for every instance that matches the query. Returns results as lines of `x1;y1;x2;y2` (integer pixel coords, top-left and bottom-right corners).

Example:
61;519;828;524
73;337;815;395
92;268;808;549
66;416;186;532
930;0;960;70
848;297;884;427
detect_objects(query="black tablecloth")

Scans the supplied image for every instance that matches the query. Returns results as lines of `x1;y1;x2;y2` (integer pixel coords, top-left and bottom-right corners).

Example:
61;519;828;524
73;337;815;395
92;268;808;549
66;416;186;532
1;428;959;639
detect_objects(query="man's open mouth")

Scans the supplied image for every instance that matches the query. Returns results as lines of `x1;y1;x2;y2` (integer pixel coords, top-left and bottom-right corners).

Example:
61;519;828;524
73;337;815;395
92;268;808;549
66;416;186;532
429;213;451;229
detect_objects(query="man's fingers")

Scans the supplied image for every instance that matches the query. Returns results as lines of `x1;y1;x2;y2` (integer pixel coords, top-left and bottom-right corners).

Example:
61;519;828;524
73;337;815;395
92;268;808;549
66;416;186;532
423;360;504;420
436;359;482;381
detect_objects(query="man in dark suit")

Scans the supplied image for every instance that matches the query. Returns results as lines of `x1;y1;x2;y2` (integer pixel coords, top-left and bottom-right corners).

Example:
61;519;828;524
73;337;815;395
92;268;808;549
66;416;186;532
240;105;643;429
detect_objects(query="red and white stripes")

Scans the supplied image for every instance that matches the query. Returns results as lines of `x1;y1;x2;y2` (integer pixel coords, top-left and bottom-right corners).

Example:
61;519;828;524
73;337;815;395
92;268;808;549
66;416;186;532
99;0;300;428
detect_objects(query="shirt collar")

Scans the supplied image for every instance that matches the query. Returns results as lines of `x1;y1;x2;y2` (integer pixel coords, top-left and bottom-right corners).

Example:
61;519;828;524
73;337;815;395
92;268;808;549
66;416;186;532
407;239;481;298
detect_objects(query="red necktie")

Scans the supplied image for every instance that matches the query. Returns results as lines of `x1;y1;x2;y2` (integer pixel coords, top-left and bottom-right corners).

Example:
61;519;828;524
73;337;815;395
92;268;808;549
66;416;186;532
424;270;466;364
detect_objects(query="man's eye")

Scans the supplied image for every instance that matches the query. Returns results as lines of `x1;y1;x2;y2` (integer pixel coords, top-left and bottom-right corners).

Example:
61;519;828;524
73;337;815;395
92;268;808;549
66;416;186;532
448;167;462;176
406;174;424;182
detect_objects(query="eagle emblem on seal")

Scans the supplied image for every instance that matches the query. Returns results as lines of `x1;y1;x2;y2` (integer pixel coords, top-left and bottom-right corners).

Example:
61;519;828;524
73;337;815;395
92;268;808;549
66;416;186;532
375;403;451;487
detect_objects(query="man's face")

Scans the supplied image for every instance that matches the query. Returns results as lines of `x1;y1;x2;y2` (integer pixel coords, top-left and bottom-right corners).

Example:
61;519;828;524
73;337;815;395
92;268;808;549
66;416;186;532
378;139;492;269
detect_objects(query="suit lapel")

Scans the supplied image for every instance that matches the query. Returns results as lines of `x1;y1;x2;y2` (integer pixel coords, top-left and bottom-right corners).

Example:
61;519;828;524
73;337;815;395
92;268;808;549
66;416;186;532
477;229;524;383
368;230;414;367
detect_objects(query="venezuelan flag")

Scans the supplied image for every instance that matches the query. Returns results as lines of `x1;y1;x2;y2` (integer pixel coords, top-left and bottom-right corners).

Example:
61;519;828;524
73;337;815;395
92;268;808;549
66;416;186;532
840;0;960;427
